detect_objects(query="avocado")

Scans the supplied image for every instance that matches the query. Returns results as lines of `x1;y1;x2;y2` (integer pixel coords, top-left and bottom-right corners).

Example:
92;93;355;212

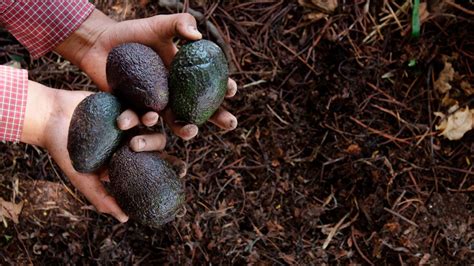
67;92;123;173
108;145;184;227
169;40;229;125
106;43;168;113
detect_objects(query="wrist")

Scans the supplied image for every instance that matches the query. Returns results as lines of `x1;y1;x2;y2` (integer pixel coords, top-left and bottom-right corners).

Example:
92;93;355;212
20;81;58;147
54;9;116;69
42;90;93;150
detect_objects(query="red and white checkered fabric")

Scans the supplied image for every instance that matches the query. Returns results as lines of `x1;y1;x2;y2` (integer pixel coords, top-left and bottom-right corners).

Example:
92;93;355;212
0;0;94;59
0;1;14;14
0;65;28;142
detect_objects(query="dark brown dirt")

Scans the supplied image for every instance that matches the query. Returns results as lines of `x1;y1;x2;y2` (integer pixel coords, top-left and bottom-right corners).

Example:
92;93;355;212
0;1;473;264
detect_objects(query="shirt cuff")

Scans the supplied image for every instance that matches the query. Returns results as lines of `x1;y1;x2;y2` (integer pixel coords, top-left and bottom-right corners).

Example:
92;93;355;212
0;65;28;142
0;1;95;59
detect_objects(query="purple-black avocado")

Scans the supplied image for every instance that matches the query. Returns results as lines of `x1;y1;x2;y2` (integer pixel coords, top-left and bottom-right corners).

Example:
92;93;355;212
108;145;184;227
106;43;169;113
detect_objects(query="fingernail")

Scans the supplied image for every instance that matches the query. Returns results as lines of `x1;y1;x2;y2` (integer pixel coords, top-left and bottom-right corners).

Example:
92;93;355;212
133;138;146;151
138;138;146;150
117;116;129;129
187;25;201;36
227;86;237;97
228;118;238;130
117;213;129;223
181;125;198;140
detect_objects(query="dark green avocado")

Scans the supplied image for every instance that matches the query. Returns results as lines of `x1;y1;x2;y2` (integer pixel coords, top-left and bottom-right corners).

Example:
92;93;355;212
67;92;123;173
169;40;229;125
108;146;184;227
106;43;168;113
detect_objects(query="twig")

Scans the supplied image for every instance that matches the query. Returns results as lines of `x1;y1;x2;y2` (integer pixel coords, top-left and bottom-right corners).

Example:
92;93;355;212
351;226;374;266
14;225;33;265
435;165;474;175
266;104;291;126
275;40;320;76
383;207;419;227
350;116;411;144
322;212;350;249
445;1;474;16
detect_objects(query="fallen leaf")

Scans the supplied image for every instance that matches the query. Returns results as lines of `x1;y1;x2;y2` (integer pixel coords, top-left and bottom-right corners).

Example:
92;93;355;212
298;0;338;14
460;81;473;95
304;12;327;21
435;105;474;140
0;197;24;224
345;143;361;155
420;2;430;23
440;93;458;107
434;61;455;94
312;0;338;13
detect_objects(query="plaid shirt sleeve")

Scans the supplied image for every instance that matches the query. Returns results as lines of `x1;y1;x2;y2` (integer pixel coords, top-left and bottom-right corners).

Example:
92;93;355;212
0;1;95;59
0;65;28;142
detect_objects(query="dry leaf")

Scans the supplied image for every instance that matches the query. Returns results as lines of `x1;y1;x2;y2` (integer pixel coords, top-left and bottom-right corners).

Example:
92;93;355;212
434;61;455;94
441;94;458;107
420;2;430;23
0;197;24;224
298;0;338;14
460;81;473;95
304;12;327;21
435;105;474;140
312;0;338;13
345;143;361;155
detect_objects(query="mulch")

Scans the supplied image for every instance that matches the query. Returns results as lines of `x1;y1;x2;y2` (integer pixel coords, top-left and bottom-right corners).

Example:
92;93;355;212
0;0;473;264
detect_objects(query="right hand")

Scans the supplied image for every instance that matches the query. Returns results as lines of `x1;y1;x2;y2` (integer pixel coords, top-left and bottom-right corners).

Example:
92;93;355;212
56;10;238;142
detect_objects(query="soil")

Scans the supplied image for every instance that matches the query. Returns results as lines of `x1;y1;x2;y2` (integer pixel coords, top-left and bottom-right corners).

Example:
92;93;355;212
0;1;473;264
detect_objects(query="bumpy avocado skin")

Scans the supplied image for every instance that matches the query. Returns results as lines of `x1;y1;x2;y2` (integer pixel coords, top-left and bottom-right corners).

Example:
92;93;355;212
106;43;169;113
169;40;229;125
109;146;184;227
67;92;123;173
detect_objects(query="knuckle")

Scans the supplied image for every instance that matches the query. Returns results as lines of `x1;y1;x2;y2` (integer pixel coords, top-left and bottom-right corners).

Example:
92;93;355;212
179;13;196;23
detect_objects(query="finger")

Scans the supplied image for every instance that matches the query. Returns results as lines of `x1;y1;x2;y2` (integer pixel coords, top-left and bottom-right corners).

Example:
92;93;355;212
209;108;238;130
141;111;159;127
151;13;202;42
159;154;187;178
117;109;140;130
226;78;237;98
69;172;128;223
130;134;167;152
151;14;202;66
162;108;199;140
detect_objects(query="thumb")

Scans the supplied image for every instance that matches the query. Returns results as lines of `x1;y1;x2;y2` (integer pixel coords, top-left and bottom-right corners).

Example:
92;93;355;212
150;13;202;41
147;13;202;66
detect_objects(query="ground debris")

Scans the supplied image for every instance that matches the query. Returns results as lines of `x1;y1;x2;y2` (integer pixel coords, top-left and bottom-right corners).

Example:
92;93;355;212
0;0;473;264
0;197;23;225
435;105;474;140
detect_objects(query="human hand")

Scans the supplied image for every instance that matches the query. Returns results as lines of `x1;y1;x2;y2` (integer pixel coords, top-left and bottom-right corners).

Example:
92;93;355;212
55;9;238;141
20;81;169;222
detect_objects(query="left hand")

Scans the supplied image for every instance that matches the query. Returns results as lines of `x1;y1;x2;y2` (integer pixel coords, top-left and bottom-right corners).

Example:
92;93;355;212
55;10;238;141
21;82;129;222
